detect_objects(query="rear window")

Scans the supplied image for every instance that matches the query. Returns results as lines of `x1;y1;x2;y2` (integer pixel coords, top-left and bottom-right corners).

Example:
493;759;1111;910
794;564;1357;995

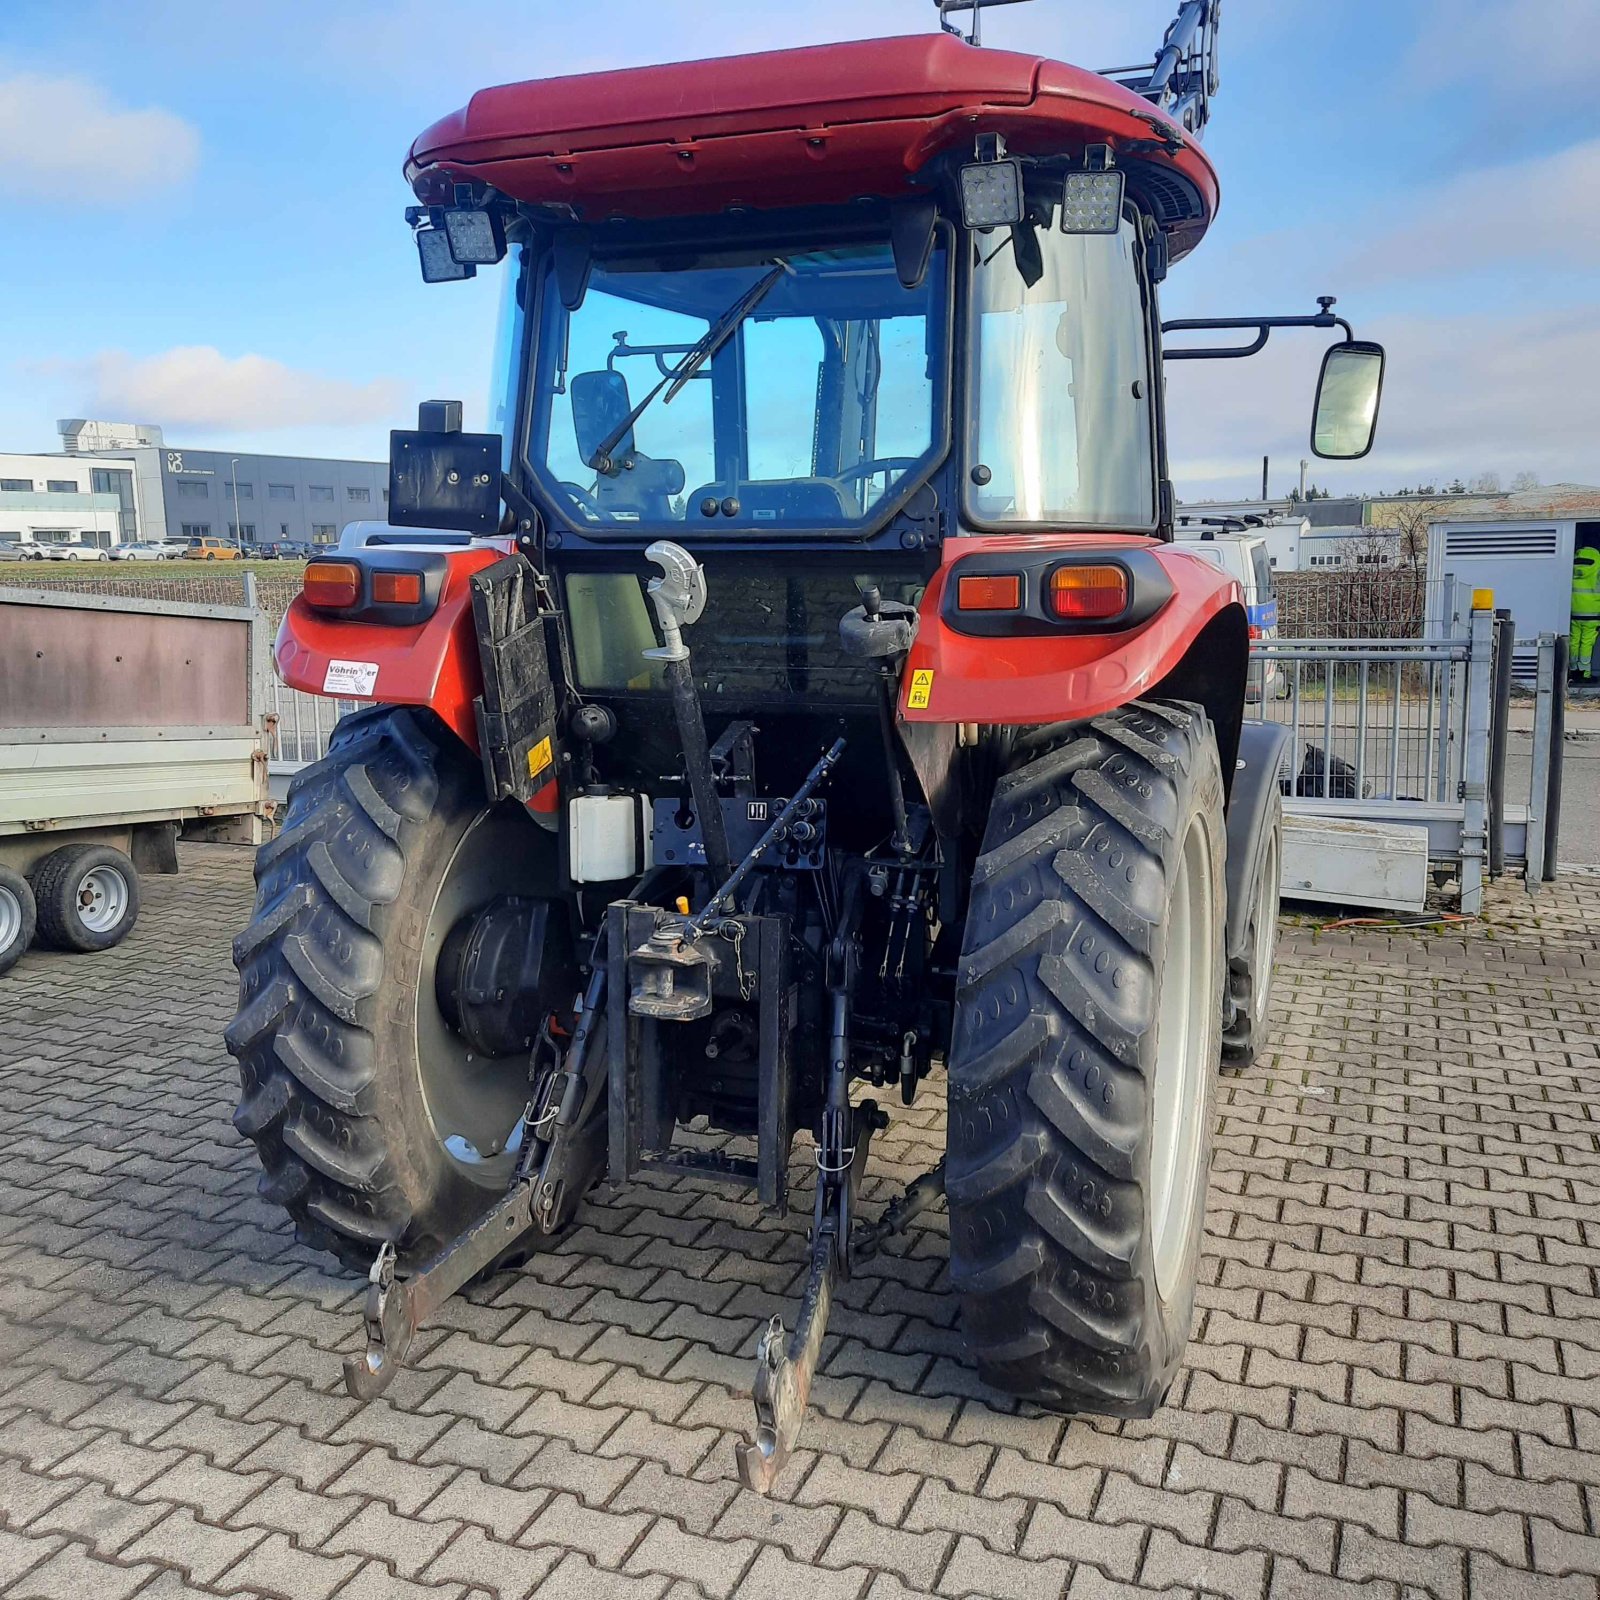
1250;544;1274;601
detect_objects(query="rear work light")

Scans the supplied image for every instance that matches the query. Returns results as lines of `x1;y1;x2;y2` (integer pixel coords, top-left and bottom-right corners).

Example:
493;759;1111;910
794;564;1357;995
1047;564;1129;620
372;570;424;606
956;572;1022;612
303;560;361;610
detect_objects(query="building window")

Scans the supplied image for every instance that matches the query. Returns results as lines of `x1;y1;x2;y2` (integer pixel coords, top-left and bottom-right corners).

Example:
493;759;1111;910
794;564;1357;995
175;479;209;498
310;485;335;502
34;529;71;543
227;481;254;499
312;523;337;543
181;523;211;538
347;486;371;503
268;483;295;501
46;479;79;494
0;478;31;492
229;523;256;542
381;488;389;502
0;531;21;543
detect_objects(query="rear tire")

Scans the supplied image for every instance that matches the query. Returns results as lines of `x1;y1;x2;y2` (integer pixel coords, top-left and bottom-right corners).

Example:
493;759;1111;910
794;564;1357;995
0;867;37;975
32;844;140;953
226;705;591;1271
1222;791;1282;1067
946;700;1226;1415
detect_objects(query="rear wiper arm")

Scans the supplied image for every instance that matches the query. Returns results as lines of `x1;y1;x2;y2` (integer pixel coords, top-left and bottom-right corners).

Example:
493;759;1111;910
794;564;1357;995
589;262;788;475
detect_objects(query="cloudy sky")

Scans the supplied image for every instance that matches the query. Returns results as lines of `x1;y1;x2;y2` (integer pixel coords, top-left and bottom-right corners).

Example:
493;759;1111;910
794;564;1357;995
2;0;1597;500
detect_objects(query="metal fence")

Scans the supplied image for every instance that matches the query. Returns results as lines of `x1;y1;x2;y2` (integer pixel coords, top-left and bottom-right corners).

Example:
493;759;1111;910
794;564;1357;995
1250;576;1564;912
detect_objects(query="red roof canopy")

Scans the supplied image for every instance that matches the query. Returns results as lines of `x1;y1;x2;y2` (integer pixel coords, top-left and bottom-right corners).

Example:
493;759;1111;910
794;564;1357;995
408;34;1219;260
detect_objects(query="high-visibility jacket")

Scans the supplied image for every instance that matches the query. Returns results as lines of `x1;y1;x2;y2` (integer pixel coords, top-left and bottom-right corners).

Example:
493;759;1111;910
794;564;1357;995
1574;548;1600;618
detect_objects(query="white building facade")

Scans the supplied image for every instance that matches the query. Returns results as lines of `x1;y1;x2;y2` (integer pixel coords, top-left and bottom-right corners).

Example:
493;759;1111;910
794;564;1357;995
0;452;142;551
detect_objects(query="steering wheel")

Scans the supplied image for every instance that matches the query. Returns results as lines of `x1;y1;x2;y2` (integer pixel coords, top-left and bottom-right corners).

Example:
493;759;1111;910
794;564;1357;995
832;457;921;485
558;481;606;521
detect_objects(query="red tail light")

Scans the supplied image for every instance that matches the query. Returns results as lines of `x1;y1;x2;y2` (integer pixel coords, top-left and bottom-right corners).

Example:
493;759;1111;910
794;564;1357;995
956;572;1022;612
372;570;424;606
303;560;361;610
1047;564;1128;620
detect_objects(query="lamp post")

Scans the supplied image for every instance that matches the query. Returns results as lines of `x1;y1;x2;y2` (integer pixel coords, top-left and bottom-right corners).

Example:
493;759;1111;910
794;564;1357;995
230;459;243;550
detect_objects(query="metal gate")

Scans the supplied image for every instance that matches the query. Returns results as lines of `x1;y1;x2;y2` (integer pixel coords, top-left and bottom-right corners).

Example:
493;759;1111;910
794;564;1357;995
1247;577;1564;913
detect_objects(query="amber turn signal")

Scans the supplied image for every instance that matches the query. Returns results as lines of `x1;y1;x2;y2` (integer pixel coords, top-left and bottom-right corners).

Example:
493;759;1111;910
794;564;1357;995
1047;564;1128;620
303;560;361;610
372;570;424;606
956;572;1022;611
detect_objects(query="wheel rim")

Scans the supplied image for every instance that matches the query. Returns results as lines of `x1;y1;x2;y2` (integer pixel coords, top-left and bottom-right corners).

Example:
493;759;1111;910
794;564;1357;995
1150;814;1214;1302
416;808;551;1187
76;866;129;933
0;885;20;951
1252;830;1279;1026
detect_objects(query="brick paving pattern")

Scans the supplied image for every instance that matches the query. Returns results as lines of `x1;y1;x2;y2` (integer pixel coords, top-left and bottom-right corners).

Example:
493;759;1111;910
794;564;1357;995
1;843;1596;1599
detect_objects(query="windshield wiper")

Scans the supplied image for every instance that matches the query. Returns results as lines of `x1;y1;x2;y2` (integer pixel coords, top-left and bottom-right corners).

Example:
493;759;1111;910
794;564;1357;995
589;261;788;475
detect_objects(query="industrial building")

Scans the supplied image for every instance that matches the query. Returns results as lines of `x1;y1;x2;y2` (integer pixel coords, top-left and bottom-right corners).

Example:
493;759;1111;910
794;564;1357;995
0;421;390;552
0;451;140;551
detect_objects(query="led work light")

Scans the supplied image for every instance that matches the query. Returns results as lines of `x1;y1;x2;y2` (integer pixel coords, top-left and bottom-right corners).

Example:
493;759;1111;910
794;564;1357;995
443;207;507;266
1060;169;1126;234
959;133;1024;230
416;227;474;284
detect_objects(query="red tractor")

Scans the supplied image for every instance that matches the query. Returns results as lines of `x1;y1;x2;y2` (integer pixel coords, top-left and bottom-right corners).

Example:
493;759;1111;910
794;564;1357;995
228;0;1384;1491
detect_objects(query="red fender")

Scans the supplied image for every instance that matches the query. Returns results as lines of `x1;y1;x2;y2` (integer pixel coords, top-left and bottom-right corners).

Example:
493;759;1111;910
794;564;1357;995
273;546;504;751
899;535;1243;725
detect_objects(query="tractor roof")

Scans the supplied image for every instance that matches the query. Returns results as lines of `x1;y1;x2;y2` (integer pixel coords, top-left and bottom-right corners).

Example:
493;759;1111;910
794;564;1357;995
408;33;1219;261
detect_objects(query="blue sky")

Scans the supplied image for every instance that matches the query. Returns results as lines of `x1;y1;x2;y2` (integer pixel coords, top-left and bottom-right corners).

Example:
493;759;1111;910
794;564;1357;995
3;0;1598;499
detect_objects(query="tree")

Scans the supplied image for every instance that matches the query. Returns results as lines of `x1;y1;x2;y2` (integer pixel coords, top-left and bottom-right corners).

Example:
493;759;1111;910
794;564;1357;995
1470;471;1502;494
1511;470;1540;491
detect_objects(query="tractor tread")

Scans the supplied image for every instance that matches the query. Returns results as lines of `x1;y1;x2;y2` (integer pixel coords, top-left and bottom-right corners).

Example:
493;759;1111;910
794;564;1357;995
945;701;1224;1413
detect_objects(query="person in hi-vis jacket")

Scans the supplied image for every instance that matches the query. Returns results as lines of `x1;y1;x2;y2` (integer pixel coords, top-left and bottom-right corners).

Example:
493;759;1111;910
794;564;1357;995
1573;545;1600;681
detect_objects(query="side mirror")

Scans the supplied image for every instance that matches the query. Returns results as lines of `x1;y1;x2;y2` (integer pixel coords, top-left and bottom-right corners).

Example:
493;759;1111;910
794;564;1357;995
1311;341;1385;459
571;369;634;465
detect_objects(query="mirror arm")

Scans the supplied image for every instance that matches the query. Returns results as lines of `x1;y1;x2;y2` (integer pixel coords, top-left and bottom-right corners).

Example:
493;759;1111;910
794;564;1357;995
1161;304;1355;361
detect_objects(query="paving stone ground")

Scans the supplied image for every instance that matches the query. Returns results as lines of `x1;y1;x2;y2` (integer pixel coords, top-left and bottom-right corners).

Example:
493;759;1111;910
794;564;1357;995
1;842;1597;1600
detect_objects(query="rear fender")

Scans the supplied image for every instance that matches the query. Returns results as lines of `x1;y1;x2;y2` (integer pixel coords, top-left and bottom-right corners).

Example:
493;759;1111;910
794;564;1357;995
1224;720;1291;965
272;546;504;751
900;536;1245;728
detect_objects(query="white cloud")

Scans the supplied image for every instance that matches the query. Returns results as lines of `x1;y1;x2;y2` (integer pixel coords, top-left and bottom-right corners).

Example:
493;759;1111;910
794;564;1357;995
0;73;198;203
1167;303;1600;499
1409;0;1600;101
1344;138;1600;284
74;346;407;435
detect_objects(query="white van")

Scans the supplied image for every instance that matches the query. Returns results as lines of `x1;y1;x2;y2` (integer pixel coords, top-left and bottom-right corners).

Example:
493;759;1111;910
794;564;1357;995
1175;522;1281;699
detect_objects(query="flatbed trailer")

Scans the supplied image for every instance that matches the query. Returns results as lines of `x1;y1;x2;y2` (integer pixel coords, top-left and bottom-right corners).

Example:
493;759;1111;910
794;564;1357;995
0;584;273;969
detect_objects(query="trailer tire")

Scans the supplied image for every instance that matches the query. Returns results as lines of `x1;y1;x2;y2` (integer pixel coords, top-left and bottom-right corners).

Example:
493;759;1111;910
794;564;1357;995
226;705;588;1273
31;844;140;953
1222;789;1281;1067
946;700;1226;1416
0;866;37;975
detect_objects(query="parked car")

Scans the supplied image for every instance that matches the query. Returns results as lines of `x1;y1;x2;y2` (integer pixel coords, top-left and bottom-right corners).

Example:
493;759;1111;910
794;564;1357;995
110;542;182;561
38;543;109;562
1174;523;1283;699
256;541;313;561
185;537;243;561
0;544;44;562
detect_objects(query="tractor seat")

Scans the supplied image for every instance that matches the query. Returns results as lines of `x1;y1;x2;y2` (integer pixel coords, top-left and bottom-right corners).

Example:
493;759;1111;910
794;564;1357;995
687;478;855;526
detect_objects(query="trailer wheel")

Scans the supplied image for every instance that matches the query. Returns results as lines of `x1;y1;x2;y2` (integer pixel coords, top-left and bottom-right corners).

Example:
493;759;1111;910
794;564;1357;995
31;844;140;953
226;705;591;1272
946;700;1226;1416
1222;790;1282;1067
0;867;37;975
